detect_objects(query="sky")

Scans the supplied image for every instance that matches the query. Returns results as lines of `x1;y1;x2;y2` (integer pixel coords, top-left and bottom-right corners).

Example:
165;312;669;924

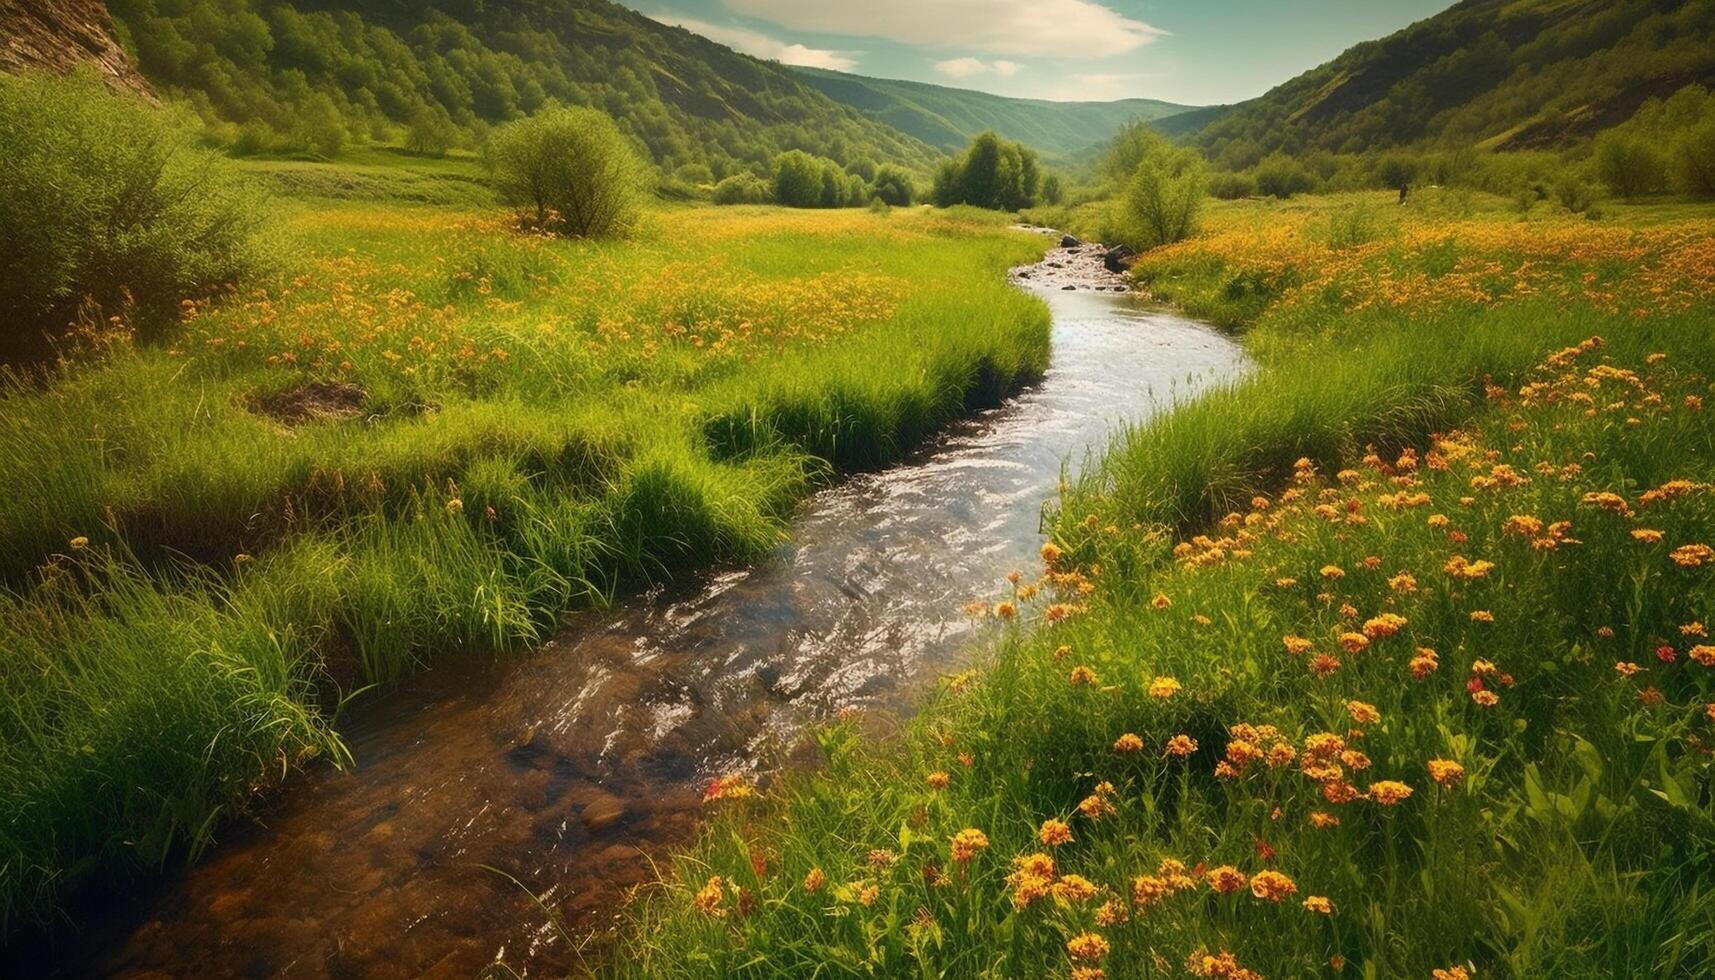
628;0;1457;105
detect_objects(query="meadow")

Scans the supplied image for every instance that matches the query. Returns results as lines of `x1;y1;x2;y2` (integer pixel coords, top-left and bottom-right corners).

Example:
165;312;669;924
614;193;1715;977
0;171;1051;930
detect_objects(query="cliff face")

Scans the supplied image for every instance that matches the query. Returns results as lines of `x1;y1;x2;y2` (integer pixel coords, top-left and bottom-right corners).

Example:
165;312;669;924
0;0;153;99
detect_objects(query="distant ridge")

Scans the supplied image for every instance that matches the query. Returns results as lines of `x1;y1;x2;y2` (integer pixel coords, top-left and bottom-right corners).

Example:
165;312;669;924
792;66;1198;162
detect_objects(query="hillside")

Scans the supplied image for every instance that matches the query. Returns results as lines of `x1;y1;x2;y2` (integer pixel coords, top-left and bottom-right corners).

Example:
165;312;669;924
98;0;938;174
794;65;1195;163
0;0;152;98
1186;0;1715;167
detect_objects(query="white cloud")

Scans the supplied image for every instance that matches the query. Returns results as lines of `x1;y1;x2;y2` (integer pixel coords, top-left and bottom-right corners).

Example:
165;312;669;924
934;57;989;78
651;14;860;71
726;0;1165;58
934;57;1025;80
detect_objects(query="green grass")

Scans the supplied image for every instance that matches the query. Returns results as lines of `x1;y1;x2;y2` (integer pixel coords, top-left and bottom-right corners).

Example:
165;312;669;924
0;165;1050;932
611;196;1715;978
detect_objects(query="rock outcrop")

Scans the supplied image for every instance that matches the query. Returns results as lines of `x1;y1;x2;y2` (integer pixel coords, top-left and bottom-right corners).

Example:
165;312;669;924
0;0;154;100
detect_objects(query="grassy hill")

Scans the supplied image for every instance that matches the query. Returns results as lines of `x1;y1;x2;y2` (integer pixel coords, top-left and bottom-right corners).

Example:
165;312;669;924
101;0;938;175
792;66;1195;163
1183;0;1715;168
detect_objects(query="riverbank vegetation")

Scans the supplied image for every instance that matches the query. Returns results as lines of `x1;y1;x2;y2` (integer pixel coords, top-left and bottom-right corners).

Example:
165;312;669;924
613;190;1715;976
0;79;1050;931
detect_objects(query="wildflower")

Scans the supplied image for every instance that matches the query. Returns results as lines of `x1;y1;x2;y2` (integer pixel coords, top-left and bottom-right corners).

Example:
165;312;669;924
1070;665;1098;686
445;497;464;513
1079;792;1118;820
1444;555;1495;580
1428;759;1466;787
857;884;879;906
1363;613;1407;639
1206;865;1248;894
1310;653;1342;678
950;828;989;864
1250;869;1297;902
1309;811;1340;829
803;867;825;893
1094;898;1129;926
1165;734;1198;757
1338;632;1370;654
1431;968;1471;980
1069;968;1106;980
1639;687;1666;707
1689;645;1715;667
1283;635;1314;655
703;774;754;802
1472;690;1500;707
1303;895;1334;914
1470;610;1494;623
1614;661;1642;678
1039;819;1074;847
1658;645;1678;663
1410;648;1440;678
926;771;950;790
867;849;896;869
1390;571;1419;593
1113;732;1144;753
1671;544;1715;568
1148;676;1181;699
995;600;1018;619
1367;780;1414;805
693;875;726;917
1151;593;1172;610
68;535;89;550
1066;932;1110;962
1320;565;1346;580
1346;700;1381;725
1040;541;1063;566
1053;874;1099;903
1186;948;1262;979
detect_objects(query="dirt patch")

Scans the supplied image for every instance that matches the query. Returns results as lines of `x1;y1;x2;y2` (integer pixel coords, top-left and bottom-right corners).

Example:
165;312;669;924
248;381;369;425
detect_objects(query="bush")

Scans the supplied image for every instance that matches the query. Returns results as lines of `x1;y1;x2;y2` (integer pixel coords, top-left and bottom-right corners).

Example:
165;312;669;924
1208;171;1254;200
1668;119;1715;198
711;172;772;205
1252;154;1316;198
1593;132;1666;199
485;105;645;237
871;164;915;206
0;71;265;358
772;150;864;208
1375;152;1420;200
1112;131;1205;250
931;131;1041;211
1553;171;1596;213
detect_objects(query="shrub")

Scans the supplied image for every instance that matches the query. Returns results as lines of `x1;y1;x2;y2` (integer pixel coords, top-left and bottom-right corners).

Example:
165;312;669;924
1553;171;1596;213
871;164;915;206
1208;171;1254;200
0;71;265;358
485;105;645;237
1593;132;1666;199
931;131;1040;211
1667;119;1715;198
1112;131;1205;250
711;173;772;205
771;150;861;208
1040;173;1064;206
1375;153;1420;200
1252;154;1316;198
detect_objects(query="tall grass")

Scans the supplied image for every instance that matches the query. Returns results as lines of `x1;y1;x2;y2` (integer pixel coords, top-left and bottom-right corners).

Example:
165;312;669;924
0;194;1050;932
611;198;1715;977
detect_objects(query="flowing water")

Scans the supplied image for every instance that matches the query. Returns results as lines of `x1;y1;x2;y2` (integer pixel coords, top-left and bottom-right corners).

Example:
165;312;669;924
43;244;1248;979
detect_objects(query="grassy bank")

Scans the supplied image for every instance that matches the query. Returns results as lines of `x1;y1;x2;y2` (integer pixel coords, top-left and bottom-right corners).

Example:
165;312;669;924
614;197;1715;977
0;178;1050;930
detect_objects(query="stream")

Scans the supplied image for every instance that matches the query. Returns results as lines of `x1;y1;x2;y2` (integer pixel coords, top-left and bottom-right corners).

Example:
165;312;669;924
49;238;1248;979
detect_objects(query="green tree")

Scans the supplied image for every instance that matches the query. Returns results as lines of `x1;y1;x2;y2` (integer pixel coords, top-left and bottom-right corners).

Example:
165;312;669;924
1113;130;1206;249
1253;154;1316;199
1668;119;1715;198
871;165;915;206
1376;153;1420;202
1593;132;1667;199
485;105;645;237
